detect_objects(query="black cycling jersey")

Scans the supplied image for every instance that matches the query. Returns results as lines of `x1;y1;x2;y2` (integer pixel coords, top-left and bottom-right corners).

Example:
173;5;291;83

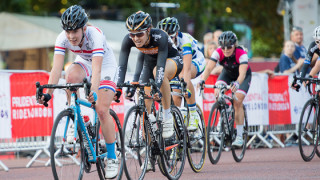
301;41;320;78
117;28;180;89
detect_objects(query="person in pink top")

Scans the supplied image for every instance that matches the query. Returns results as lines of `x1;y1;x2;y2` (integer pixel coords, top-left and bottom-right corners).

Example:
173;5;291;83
200;31;252;147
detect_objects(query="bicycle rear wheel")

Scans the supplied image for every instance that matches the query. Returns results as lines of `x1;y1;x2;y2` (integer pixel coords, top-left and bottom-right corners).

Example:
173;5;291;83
160;105;187;180
122;106;148;180
50;109;84;180
96;109;124;180
207;103;225;164
186;104;206;172
232;105;248;162
298;99;318;162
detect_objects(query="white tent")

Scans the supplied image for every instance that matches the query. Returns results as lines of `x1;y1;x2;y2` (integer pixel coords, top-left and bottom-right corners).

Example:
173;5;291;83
0;12;138;72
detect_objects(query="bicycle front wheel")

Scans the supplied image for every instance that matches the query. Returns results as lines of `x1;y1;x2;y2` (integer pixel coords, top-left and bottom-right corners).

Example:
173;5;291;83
298;99;318;162
160;105;187;180
186;104;206;173
122;106;148;180
232;105;248;162
96;109;124;180
207;103;225;164
50;109;84;180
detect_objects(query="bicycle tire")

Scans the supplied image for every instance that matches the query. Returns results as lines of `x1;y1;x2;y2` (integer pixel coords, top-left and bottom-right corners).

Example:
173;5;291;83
315;124;320;158
50;109;84;180
186;104;206;172
298;99;318;162
207;103;225;164
96;109;124;180
160;105;187;180
122;106;148;180
232;105;248;162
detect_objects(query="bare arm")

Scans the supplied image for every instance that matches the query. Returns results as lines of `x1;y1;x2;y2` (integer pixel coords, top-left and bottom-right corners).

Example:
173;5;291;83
309;60;320;77
236;64;248;84
283;59;304;74
46;54;65;95
180;54;192;82
201;60;217;81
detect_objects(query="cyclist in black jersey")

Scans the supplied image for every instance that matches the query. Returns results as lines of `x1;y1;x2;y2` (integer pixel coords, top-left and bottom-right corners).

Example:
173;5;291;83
293;26;320;89
115;11;183;139
200;31;252;147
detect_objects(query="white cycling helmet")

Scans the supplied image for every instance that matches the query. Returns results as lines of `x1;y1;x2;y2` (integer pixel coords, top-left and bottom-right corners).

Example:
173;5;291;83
313;26;320;40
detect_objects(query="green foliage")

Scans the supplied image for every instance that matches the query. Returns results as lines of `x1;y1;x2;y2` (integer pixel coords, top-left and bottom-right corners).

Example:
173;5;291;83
1;0;284;57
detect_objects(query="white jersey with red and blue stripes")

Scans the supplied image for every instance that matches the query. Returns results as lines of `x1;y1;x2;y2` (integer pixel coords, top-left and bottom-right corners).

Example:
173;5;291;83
54;25;117;92
54;25;116;67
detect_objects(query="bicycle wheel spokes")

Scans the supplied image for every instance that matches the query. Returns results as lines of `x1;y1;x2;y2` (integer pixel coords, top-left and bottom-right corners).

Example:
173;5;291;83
122;106;148;180
186;105;206;173
299;100;317;161
161;106;186;180
50;110;84;180
207;103;224;164
232;105;248;162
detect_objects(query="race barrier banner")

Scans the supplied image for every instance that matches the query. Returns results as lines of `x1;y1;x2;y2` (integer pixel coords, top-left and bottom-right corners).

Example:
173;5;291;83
202;73;310;126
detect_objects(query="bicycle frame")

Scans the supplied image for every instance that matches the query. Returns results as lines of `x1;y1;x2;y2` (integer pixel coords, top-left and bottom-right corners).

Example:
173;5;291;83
67;92;105;163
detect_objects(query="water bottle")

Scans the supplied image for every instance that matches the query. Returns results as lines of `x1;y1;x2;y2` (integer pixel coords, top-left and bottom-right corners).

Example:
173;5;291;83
149;114;158;132
83;115;94;137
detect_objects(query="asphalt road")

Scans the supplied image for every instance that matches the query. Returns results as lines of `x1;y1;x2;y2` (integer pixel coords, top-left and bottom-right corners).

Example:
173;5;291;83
1;146;320;180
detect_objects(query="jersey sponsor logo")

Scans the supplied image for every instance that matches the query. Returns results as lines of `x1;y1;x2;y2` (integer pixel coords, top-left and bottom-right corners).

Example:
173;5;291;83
137;47;159;54
152;33;162;41
157;67;164;84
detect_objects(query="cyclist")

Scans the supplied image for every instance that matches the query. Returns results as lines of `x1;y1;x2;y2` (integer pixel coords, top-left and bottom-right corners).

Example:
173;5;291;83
37;5;119;178
115;11;183;139
199;31;251;147
295;26;320;84
157;17;205;131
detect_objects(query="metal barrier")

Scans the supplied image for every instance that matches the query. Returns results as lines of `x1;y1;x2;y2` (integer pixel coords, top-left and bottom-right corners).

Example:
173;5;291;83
0;137;51;171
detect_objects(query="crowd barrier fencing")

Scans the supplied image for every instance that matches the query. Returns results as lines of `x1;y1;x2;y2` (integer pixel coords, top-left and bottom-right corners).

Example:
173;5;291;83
0;71;311;171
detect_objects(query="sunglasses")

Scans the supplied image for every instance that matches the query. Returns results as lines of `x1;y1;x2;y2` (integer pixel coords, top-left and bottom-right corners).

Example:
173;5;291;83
221;45;234;50
316;40;320;45
129;31;146;38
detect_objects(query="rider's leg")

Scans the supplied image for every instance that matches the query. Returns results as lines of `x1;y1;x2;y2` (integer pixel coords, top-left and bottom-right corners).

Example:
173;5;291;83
96;85;116;159
233;93;245;135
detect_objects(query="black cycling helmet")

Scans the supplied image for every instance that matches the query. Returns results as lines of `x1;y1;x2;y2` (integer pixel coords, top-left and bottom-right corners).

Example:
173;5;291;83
157;17;180;35
61;5;88;31
218;31;237;47
126;11;152;31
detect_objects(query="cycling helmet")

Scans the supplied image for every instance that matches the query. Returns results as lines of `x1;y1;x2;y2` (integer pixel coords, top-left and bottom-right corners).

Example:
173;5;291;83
218;31;237;47
157;17;180;35
313;26;320;40
126;11;152;31
61;5;88;31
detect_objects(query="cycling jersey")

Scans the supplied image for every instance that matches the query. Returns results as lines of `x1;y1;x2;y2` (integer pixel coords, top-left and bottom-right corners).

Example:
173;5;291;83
54;25;118;91
54;26;117;67
117;28;182;89
176;32;205;76
301;41;320;78
210;46;251;79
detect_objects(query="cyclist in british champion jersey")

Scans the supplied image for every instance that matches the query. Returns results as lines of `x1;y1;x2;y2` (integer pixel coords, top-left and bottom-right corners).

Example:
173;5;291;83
37;5;119;178
157;17;205;132
200;31;252;147
115;11;183;139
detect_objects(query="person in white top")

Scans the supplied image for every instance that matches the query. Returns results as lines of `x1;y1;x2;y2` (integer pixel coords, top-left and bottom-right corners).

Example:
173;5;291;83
37;5;118;179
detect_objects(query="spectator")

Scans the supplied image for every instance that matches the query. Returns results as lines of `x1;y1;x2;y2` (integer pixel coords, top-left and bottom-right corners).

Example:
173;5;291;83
291;26;307;61
200;32;213;54
279;40;303;75
213;29;223;44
